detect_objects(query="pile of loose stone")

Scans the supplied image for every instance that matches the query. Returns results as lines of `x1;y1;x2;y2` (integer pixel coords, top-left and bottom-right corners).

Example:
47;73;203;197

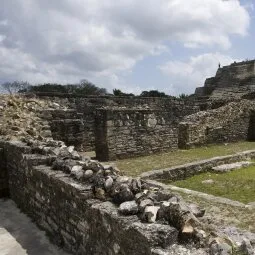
0;95;65;141
20;138;254;254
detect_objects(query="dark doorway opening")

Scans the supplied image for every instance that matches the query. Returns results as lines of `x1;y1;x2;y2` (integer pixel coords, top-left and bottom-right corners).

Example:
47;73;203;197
248;112;255;141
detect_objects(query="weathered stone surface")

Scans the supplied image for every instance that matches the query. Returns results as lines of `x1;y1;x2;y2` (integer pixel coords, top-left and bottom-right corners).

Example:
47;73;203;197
118;201;139;215
179;100;255;149
212;161;253;173
209;238;233;255
95;106;199;161
142;206;160;223
188;204;205;218
140;150;255;181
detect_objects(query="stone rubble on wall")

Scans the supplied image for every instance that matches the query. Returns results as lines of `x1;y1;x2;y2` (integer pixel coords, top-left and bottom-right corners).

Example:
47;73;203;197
0;95;62;142
17;137;254;254
179;99;255;148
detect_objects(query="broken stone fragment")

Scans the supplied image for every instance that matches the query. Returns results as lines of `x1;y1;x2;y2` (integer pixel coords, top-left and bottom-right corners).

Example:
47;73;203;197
94;187;106;200
139;199;154;211
84;170;94;179
151;189;175;202
202;179;214;184
104;176;114;191
188;203;205;218
135;190;149;203
71;165;83;173
165;201;201;234
131;178;142;194
182;218;195;234
209;237;233;255
111;183;135;204
118;201;139;215
239;238;254;255
168;195;181;204
75;170;84;180
142;206;160;223
71;150;81;160
71;165;83;179
83;160;102;172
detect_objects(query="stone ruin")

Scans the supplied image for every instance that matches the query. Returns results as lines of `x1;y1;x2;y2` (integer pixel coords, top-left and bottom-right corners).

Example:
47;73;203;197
1;59;255;254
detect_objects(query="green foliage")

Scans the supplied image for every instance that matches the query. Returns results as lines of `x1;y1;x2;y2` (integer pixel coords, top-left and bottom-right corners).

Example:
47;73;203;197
178;93;190;99
113;89;134;97
1;81;30;94
25;79;107;95
140;90;169;97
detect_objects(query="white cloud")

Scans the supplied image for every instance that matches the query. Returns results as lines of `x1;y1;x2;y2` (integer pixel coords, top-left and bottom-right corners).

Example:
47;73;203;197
159;53;241;95
0;0;250;92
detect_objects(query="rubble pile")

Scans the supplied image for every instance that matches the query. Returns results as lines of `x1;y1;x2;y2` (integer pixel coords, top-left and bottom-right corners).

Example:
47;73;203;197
0;95;64;141
22;139;251;254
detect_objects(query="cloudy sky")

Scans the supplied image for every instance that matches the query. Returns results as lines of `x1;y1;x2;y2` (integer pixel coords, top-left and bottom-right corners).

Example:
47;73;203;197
0;0;254;95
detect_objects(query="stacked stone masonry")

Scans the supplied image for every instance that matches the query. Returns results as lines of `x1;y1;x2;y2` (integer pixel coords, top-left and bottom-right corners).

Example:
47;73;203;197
35;94;201;157
178;100;255;148
0;140;195;255
195;60;255;98
95;104;200;160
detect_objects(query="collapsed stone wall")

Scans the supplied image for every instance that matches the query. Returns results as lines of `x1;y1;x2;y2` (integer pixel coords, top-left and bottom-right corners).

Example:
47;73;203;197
178;100;255;148
40;109;89;151
195;60;255;98
0;139;212;255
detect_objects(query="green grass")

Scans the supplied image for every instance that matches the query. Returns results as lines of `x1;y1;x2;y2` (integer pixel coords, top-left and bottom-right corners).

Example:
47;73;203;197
105;142;255;177
173;191;255;233
167;165;255;204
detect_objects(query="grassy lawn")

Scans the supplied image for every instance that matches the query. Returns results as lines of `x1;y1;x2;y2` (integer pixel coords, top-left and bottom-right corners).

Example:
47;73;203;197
167;165;255;204
105;142;255;177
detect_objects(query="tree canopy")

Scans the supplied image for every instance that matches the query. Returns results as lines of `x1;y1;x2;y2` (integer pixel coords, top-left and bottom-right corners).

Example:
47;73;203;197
139;90;169;97
1;81;30;94
24;80;107;95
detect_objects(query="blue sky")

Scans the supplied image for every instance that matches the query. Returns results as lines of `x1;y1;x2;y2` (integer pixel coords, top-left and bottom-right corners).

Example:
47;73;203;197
0;0;254;95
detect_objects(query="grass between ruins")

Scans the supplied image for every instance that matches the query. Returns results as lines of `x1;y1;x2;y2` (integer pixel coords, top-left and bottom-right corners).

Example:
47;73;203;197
164;165;255;204
103;141;255;177
173;191;255;233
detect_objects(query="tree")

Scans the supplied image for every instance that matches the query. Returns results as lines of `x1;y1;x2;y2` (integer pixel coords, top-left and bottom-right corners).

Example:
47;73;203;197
113;89;123;96
1;81;30;95
73;79;107;95
140;90;168;97
178;93;190;99
26;79;108;96
113;89;134;97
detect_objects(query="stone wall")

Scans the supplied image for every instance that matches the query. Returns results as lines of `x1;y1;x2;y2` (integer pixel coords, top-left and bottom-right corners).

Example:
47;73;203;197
40;109;90;151
195;60;255;97
0;140;201;255
35;94;202;155
95;106;197;161
0;147;8;197
178;100;255;148
140;150;255;181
